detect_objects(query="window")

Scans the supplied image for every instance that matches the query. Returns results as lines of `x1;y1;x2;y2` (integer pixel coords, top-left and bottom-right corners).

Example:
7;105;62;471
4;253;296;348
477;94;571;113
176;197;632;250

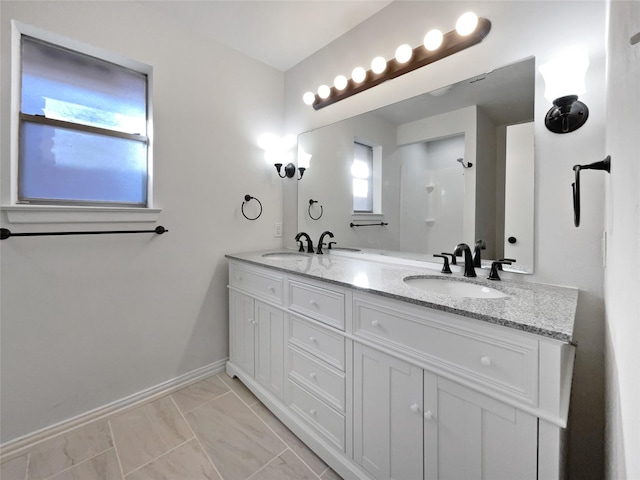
17;32;151;207
352;142;373;213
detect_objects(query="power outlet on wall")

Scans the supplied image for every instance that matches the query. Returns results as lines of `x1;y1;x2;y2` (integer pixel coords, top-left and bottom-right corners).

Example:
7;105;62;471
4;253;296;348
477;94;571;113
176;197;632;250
274;222;283;238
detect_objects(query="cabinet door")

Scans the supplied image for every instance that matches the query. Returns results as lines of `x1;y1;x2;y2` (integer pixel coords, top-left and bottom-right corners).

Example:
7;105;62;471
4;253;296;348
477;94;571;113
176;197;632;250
429;377;537;480
354;343;423;480
229;290;255;376
255;301;285;400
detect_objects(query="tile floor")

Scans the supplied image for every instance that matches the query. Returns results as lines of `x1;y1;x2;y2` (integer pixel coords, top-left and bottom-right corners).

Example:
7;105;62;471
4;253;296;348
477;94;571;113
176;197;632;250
0;373;343;480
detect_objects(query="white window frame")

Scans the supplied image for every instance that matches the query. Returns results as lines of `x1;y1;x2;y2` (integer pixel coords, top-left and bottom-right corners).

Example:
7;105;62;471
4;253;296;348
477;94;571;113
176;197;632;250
3;21;160;224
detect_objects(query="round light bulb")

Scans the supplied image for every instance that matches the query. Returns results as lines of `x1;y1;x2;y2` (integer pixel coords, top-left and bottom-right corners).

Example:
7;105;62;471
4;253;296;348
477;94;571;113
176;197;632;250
424;29;443;51
352;66;366;84
371;56;387;74
395;44;413;64
334;75;348;90
303;91;315;105
456;12;478;36
317;84;330;99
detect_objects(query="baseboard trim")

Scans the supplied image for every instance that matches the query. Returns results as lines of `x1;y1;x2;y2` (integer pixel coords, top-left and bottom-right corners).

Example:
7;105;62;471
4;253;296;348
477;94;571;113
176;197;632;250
0;358;228;463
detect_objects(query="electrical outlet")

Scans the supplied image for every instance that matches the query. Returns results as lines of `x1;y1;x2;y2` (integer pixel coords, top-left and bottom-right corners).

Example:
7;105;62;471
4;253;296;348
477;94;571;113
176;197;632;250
274;222;282;238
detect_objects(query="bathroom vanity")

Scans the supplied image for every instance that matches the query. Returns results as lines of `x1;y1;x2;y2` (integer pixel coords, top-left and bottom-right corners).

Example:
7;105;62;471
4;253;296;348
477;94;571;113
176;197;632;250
225;250;577;480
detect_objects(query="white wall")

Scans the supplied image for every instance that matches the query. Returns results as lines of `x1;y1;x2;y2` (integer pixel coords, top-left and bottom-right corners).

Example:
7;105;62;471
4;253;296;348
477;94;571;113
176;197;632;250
284;2;607;479
0;1;285;444
604;2;640;479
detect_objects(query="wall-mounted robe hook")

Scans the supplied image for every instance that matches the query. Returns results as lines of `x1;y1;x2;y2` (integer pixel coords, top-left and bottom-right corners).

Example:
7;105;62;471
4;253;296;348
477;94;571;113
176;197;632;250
572;155;610;227
457;158;473;169
308;199;323;220
241;194;263;221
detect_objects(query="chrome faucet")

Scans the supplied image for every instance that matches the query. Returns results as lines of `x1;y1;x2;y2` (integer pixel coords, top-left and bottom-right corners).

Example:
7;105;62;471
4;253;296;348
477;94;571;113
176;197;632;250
295;232;314;253
454;243;477;277
316;231;334;254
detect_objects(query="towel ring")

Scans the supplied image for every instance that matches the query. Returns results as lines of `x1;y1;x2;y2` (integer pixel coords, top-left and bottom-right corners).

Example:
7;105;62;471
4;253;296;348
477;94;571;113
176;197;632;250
308;199;323;220
241;195;263;221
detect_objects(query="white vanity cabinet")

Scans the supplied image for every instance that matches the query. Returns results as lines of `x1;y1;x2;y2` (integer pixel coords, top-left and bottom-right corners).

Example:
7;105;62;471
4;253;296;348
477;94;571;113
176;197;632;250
226;258;575;480
354;343;537;480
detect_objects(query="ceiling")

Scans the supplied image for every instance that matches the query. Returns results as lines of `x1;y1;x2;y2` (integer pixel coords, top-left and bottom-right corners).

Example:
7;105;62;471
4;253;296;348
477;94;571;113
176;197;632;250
139;0;394;71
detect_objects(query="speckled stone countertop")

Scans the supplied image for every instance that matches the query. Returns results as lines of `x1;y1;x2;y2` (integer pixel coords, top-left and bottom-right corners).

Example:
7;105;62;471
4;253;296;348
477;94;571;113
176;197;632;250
226;249;578;343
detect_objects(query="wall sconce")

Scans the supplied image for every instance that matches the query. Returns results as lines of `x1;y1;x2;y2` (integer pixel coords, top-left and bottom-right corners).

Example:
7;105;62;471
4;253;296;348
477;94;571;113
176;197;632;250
303;12;491;110
258;134;309;180
539;47;590;133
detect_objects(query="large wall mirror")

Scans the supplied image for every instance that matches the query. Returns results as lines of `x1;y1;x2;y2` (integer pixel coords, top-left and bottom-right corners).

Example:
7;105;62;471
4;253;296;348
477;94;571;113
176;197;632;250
297;57;535;273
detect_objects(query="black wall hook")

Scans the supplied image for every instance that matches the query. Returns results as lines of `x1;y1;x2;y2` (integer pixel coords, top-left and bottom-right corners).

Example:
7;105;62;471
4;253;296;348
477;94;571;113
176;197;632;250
308;199;323;220
572;155;610;227
241;194;263;221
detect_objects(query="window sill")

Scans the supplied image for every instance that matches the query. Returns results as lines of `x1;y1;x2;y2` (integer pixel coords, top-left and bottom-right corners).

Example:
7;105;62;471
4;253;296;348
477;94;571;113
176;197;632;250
1;205;162;224
352;213;384;221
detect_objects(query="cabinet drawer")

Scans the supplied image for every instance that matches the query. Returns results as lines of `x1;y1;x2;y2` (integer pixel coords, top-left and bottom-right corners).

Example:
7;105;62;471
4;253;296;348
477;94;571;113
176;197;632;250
353;296;538;404
289;280;345;330
289;316;345;371
229;263;284;305
288;345;345;412
287;380;345;451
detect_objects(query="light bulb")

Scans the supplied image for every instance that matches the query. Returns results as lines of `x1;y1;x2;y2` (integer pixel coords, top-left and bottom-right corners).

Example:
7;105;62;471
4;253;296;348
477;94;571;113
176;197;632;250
317;84;330;99
303;91;315;105
395;44;413;64
456;12;478;36
352;66;366;83
424;29;443;51
334;75;348;90
371;56;387;74
539;47;589;101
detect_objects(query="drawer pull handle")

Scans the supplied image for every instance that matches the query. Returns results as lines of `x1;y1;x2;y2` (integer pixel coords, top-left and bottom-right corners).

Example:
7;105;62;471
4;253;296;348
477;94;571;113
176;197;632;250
371;320;380;327
309;372;317;379
410;403;419;413
424;410;435;421
480;356;492;366
309;336;317;343
309;299;318;307
309;408;317;416
268;285;275;292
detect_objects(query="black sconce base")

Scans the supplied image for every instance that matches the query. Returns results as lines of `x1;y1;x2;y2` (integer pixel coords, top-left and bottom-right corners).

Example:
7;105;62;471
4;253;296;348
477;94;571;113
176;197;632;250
545;95;589;133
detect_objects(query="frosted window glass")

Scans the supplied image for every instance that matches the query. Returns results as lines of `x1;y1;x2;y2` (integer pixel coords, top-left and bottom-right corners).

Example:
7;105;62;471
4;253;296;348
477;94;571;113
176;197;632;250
353;142;373;213
21;37;147;135
19;122;147;205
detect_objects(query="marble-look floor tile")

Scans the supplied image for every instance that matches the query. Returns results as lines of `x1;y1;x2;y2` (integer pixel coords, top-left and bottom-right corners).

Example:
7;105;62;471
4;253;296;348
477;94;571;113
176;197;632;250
250;450;316;480
46;449;121;480
252;402;328;475
218;373;259;406
0;453;28;480
186;392;285;480
320;467;344;479
109;396;192;475
27;421;113;480
171;376;229;414
125;439;220;480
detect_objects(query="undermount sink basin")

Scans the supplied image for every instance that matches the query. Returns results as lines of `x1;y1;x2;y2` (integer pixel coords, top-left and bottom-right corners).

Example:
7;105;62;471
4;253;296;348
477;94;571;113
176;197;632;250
262;252;309;260
403;276;508;299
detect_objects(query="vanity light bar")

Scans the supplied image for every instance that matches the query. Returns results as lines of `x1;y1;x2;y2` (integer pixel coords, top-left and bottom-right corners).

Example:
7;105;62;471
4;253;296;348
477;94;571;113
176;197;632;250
308;16;491;110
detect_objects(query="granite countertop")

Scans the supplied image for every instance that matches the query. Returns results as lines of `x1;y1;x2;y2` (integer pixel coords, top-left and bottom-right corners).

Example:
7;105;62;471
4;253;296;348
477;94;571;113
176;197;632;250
226;249;578;343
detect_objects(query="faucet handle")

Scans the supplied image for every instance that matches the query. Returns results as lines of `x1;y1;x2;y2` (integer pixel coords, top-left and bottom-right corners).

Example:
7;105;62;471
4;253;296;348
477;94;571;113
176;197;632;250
440;252;456;266
488;260;512;281
433;254;452;274
328;242;336;250
497;258;516;271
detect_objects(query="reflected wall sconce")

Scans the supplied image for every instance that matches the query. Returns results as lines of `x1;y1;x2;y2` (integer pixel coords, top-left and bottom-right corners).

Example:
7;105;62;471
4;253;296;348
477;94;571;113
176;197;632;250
303;12;491;110
539;47;590;133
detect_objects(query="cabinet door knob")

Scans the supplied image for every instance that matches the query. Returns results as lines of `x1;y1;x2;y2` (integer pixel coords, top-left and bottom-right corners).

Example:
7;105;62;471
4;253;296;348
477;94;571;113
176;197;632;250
371;320;380;327
268;285;275;292
410;403;419;413
309;372;317;379
480;356;492;366
424;410;435;421
309;408;317;416
309;299;318;307
309;336;317;343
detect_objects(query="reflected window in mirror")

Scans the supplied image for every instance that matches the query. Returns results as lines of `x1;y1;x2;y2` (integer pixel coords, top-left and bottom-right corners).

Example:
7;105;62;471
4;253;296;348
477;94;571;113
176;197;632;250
353;142;373;213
